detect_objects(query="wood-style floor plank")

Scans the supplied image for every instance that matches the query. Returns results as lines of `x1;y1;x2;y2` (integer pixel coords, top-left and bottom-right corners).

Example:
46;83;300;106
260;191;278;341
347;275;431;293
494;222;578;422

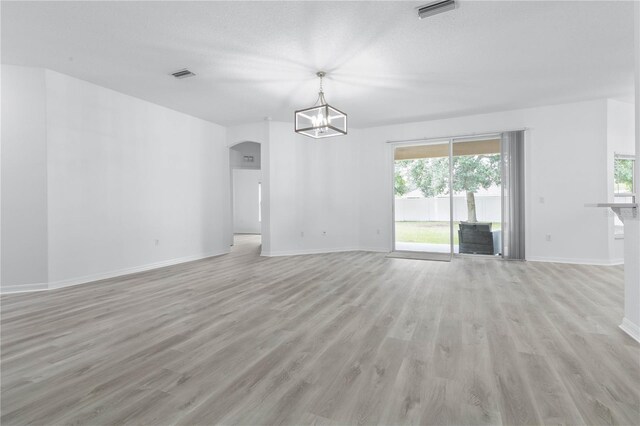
1;235;638;425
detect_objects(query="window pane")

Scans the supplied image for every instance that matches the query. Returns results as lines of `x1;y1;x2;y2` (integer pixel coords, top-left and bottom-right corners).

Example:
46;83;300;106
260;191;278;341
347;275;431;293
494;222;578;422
614;158;634;194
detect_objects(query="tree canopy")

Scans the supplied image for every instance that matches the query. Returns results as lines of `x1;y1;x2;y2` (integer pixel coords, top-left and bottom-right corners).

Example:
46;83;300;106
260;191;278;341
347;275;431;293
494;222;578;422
614;158;634;193
395;154;501;197
394;173;409;197
395;154;501;223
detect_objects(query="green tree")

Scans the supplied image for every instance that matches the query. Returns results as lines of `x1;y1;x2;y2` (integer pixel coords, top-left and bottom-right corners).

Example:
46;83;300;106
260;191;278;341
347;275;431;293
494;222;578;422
407;154;501;223
394;173;409;196
614;159;634;193
394;160;414;196
408;157;449;197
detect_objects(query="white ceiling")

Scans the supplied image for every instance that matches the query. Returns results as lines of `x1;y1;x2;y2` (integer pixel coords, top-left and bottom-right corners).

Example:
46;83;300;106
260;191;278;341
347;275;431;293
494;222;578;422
2;1;635;128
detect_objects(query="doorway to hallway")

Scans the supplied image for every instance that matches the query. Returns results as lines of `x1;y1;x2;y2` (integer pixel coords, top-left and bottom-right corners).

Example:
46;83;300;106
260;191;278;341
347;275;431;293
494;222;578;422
232;234;262;254
230;141;262;248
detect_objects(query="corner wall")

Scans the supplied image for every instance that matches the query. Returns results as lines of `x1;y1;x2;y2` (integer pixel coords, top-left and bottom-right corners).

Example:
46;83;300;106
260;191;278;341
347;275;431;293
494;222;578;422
1;66;49;290
1;65;230;292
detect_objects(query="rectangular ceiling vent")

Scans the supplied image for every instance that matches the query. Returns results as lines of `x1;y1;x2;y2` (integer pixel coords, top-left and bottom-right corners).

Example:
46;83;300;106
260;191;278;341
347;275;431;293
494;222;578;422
171;69;196;79
417;0;456;19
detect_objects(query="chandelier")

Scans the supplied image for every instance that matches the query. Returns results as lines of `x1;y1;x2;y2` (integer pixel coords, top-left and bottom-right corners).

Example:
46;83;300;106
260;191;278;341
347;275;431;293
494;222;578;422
294;71;347;139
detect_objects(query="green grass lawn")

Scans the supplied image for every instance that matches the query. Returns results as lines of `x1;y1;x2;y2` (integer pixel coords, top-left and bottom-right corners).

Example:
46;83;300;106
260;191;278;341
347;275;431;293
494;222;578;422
395;221;501;244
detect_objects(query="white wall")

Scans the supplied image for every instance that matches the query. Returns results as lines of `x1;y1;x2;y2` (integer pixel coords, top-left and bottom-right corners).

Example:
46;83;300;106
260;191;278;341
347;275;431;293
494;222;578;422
1;66;49;290
233;169;261;234
2;65;632;294
1;66;230;291
358;100;615;264
265;122;361;255
226;121;363;256
45;70;230;286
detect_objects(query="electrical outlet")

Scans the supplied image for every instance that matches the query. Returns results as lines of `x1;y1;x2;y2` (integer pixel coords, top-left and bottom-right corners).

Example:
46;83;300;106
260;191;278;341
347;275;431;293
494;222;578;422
155;239;160;246
300;231;304;237
545;234;551;242
539;197;545;204
322;231;327;236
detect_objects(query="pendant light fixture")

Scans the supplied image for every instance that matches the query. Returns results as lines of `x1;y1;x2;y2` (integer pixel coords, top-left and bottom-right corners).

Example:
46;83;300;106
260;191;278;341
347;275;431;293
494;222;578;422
294;71;347;139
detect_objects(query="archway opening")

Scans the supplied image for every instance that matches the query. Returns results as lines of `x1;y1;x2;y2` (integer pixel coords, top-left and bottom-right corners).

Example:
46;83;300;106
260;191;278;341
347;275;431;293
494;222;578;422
229;141;262;252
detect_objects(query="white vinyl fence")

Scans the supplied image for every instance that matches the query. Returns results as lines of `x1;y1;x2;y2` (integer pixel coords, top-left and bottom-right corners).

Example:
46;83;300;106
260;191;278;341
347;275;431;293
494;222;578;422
395;195;501;222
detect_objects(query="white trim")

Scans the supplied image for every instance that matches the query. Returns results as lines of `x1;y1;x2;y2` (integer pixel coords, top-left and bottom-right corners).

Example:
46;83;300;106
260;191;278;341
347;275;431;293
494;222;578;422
527;256;624;266
261;246;389;257
619;317;640;343
261;247;361;257
2;250;625;293
385;128;527;144
0;250;230;294
358;247;390;253
48;250;230;290
261;250;622;263
0;282;48;294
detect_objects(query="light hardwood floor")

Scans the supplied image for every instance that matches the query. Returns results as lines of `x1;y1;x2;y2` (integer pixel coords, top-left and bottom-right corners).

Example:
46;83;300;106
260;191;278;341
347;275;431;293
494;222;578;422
1;235;638;425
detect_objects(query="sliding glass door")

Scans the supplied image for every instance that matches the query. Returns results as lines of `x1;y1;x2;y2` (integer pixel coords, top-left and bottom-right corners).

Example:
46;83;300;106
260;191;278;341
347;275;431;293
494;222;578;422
393;140;453;260
393;132;523;260
451;137;503;256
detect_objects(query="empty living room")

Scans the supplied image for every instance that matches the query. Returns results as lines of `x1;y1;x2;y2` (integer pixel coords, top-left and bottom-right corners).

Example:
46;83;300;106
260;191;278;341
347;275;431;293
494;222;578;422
1;1;639;425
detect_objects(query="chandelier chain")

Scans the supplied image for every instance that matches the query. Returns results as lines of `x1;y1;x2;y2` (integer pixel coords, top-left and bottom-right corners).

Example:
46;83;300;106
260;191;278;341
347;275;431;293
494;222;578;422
314;71;327;106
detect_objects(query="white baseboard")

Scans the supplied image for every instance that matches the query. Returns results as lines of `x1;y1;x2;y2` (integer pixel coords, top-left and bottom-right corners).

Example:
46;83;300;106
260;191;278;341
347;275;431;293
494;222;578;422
358;247;391;253
0;250;230;294
3;249;624;294
261;247;361;257
527;256;624;266
48;249;230;290
0;282;48;294
619;318;640;343
263;251;621;264
261;246;393;257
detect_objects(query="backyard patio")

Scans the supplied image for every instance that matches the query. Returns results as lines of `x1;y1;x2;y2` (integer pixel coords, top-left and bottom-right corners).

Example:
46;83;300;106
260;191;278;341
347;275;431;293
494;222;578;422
395;221;502;253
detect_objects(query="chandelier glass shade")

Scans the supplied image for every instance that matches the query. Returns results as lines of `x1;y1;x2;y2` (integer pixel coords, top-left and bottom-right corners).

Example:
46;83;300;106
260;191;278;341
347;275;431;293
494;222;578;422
295;72;347;139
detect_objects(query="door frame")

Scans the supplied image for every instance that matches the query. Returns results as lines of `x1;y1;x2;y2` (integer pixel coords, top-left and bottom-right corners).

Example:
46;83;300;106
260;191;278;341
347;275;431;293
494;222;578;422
228;141;264;249
389;132;507;258
390;138;454;259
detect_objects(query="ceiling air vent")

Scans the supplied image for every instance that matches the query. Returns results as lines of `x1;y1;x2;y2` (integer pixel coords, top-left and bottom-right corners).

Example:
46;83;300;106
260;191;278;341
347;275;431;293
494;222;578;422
417;0;456;19
171;69;196;79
